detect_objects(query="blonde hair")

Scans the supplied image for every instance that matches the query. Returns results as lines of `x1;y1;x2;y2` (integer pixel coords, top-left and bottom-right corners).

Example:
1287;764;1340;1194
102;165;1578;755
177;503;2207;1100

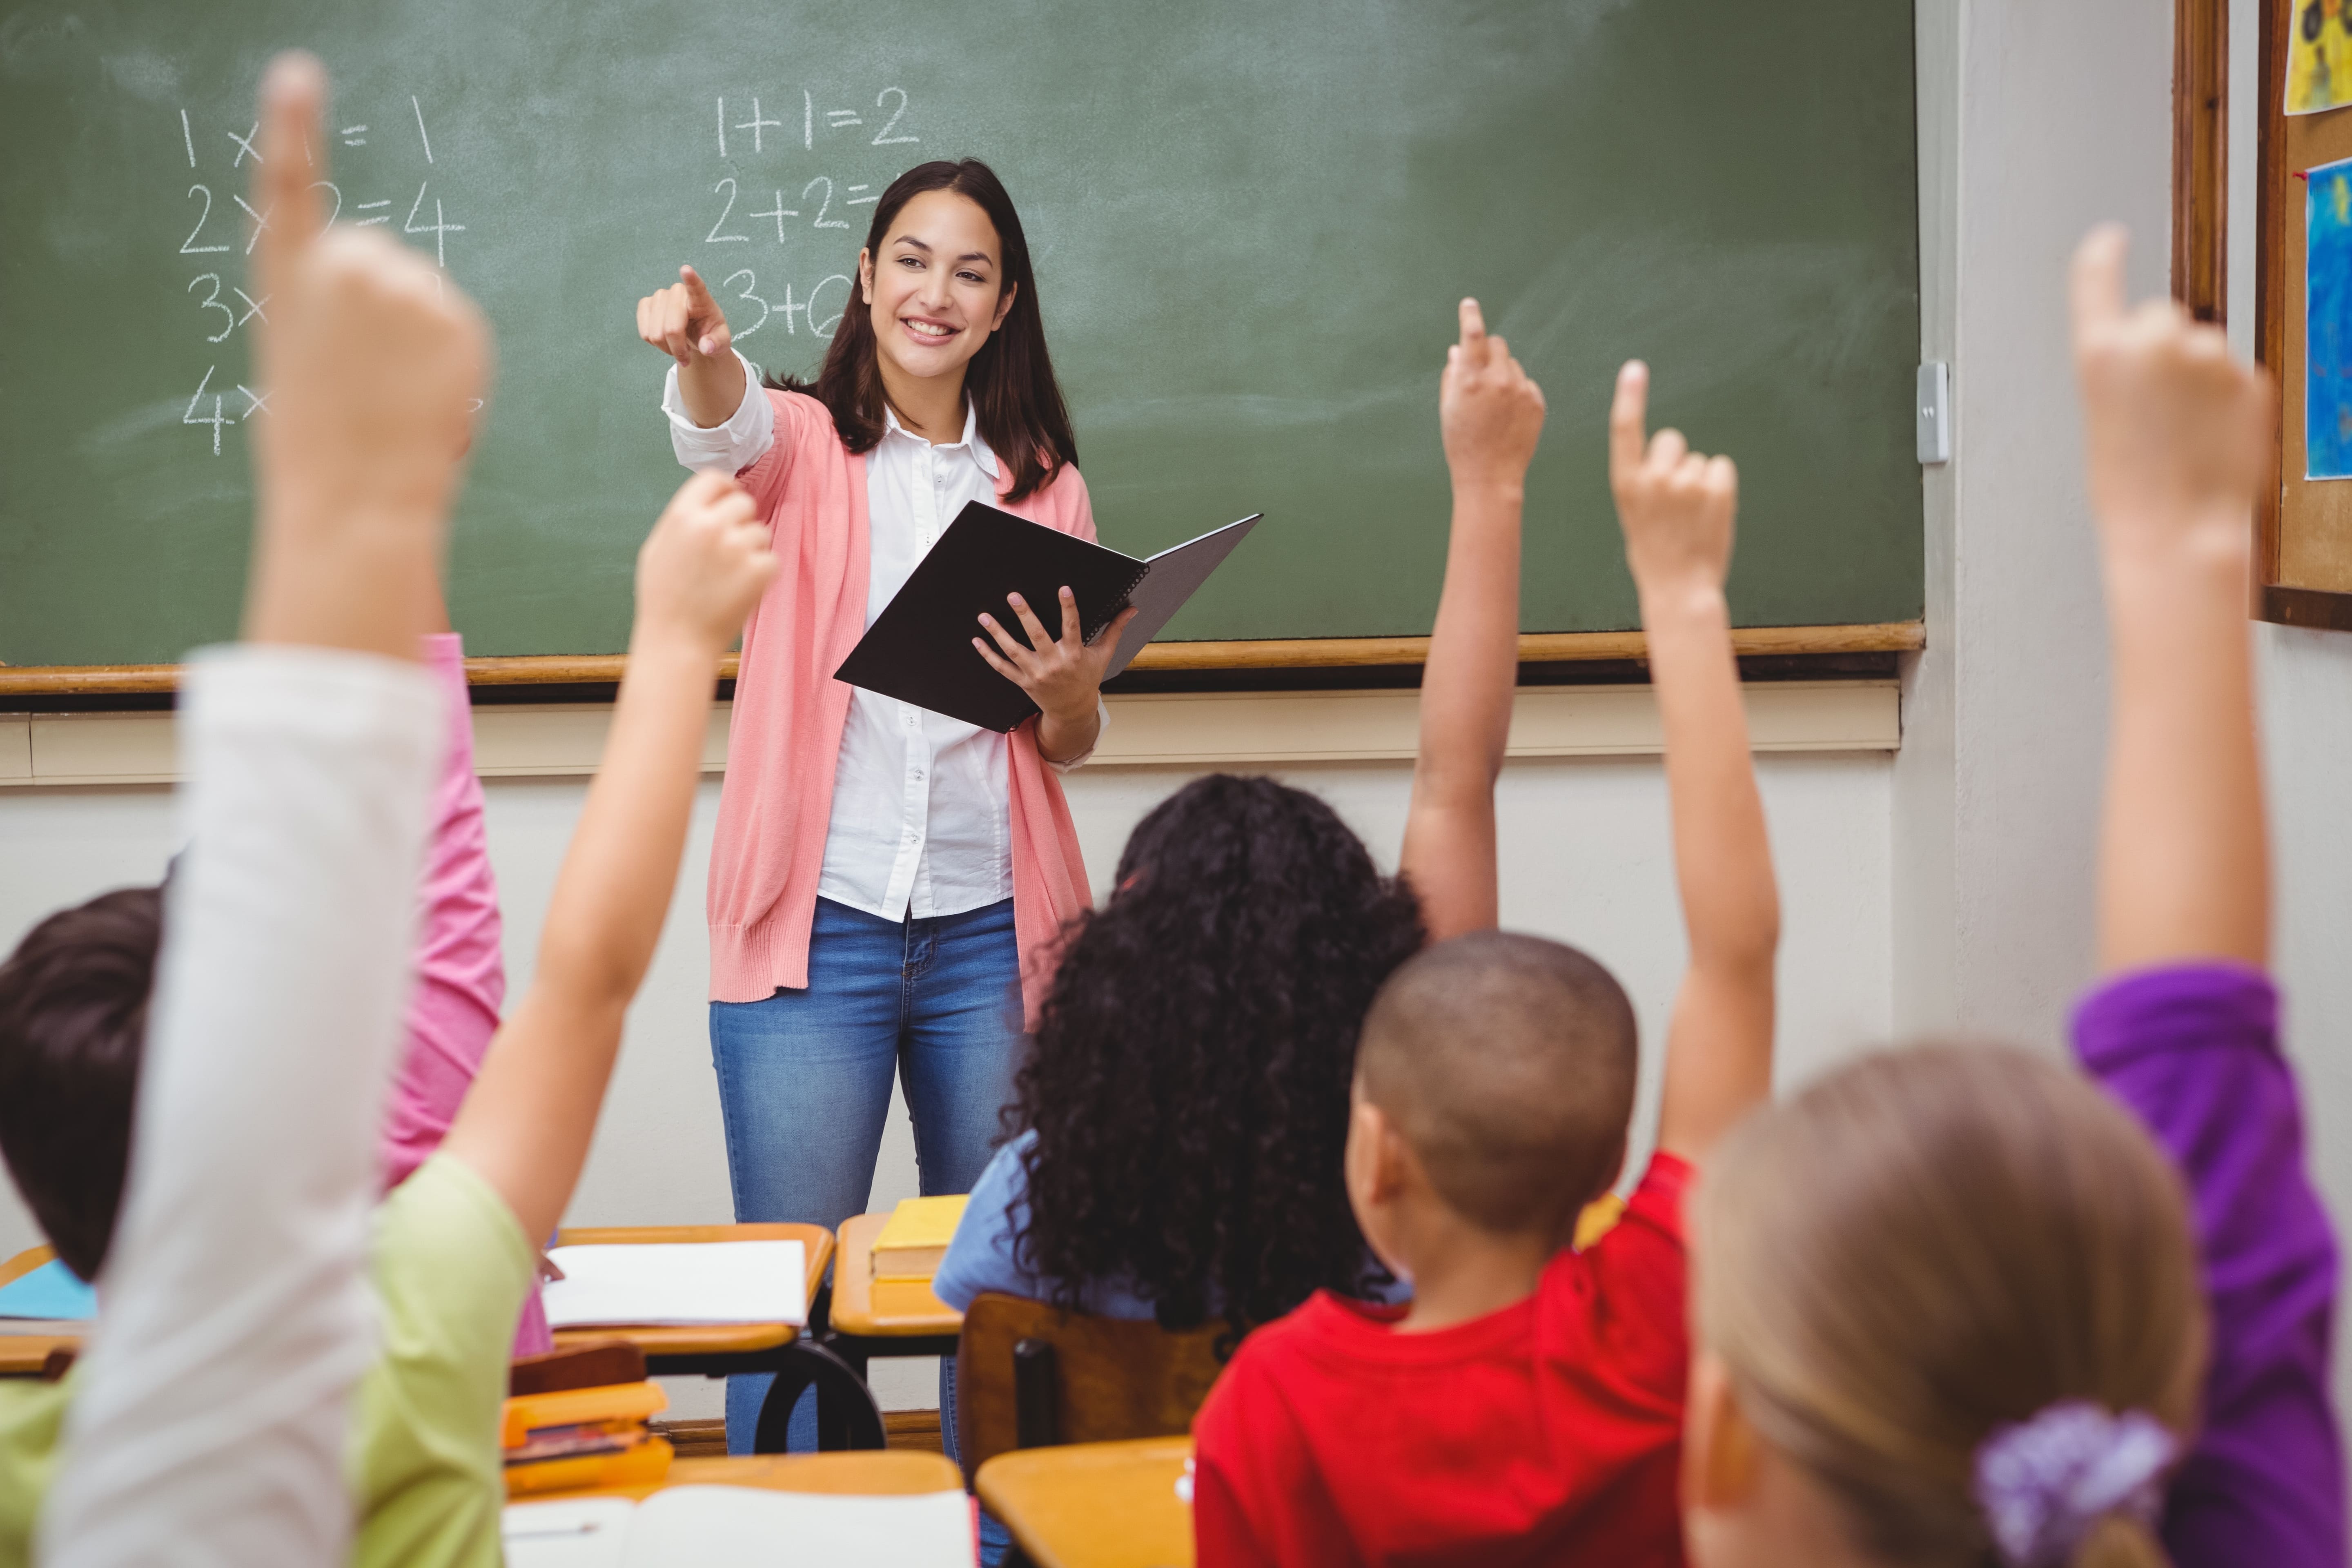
1695;1045;2207;1568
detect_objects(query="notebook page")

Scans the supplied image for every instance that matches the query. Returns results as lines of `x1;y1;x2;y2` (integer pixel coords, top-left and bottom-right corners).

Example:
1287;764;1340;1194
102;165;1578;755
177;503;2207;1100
541;1241;806;1328
501;1497;636;1568
621;1486;976;1567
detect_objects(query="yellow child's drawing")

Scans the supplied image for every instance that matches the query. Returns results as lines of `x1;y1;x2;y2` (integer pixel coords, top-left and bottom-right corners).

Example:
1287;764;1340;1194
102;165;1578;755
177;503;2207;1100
2290;0;2352;115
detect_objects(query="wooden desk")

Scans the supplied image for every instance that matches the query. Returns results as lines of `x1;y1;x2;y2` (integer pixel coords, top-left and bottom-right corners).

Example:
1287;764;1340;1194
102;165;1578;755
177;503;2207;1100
557;1449;964;1502
550;1223;833;1357
976;1437;1194;1568
829;1211;961;1337
0;1245;78;1379
548;1224;882;1452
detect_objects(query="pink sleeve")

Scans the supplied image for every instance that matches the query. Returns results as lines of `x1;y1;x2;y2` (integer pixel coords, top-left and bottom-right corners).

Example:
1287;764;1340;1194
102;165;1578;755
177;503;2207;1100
379;633;507;1192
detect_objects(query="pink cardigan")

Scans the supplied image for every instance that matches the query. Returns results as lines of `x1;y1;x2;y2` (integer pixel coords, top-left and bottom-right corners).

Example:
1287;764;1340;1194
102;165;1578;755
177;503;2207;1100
708;389;1094;1023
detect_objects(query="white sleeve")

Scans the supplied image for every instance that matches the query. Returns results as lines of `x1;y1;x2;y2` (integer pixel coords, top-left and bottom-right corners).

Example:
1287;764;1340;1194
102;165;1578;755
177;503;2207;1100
42;644;441;1568
661;350;775;474
1045;698;1110;773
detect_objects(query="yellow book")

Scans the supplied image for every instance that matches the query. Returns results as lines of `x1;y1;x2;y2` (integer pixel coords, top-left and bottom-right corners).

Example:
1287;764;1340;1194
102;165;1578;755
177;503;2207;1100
871;1276;957;1319
504;1434;674;1498
870;1194;969;1281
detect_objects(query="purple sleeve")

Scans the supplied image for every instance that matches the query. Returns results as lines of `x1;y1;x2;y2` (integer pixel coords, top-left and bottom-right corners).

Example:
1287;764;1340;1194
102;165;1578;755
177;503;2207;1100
2073;963;2344;1568
379;634;507;1191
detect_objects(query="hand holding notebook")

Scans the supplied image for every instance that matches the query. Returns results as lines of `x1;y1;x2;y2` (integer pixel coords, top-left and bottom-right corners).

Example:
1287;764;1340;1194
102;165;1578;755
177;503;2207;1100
833;503;1261;731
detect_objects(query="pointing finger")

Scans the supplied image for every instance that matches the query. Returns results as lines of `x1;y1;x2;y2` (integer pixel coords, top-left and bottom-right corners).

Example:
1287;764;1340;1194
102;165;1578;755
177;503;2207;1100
2070;223;2129;343
1609;361;1650;479
1459;297;1488;370
254;51;327;304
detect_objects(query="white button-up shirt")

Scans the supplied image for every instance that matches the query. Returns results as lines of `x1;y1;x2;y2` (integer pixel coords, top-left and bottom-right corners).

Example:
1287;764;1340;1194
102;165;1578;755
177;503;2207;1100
662;354;1099;922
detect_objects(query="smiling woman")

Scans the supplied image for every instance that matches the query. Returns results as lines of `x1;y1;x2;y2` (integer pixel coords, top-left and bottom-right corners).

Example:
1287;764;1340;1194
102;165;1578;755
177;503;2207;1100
630;161;1117;1477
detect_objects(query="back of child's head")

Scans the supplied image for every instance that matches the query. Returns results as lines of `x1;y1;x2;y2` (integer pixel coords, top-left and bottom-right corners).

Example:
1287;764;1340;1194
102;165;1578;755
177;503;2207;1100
1694;1044;2202;1568
1355;930;1637;1243
1013;773;1425;1334
0;886;163;1281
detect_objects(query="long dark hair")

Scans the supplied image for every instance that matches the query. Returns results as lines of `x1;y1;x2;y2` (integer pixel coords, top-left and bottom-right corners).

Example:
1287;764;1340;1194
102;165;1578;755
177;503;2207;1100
766;159;1076;502
1010;775;1426;1343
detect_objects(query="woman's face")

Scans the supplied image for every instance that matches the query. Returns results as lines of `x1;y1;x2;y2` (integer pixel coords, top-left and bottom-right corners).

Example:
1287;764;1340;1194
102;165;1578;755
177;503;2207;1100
858;188;1018;390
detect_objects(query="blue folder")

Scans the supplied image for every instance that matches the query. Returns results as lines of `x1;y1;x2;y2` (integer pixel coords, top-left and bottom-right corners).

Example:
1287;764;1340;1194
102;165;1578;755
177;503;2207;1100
0;1259;96;1322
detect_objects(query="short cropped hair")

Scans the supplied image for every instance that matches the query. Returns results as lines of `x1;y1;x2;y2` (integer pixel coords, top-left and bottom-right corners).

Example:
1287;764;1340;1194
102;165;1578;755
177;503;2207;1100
0;887;163;1281
1357;931;1637;1241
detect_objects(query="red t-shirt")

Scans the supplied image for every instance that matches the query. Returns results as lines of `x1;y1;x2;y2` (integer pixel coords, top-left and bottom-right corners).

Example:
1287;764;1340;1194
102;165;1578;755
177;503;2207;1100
1191;1154;1693;1567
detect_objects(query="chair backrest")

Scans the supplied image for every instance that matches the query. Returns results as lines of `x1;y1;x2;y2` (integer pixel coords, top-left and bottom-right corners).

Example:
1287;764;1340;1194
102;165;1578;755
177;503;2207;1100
954;1292;1227;1483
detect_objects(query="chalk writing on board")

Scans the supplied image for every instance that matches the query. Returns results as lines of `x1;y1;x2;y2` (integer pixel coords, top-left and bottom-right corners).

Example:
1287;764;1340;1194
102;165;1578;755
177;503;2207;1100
183;365;227;456
697;86;922;343
173;98;468;456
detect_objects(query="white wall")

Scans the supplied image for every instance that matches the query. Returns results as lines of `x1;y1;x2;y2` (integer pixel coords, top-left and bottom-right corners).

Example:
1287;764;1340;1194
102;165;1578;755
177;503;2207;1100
2231;0;2352;1433
1893;0;2175;1047
0;748;1894;1412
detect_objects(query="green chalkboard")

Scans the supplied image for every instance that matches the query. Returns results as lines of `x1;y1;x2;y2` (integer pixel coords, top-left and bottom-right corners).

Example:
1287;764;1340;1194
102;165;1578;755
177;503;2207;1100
0;0;1921;667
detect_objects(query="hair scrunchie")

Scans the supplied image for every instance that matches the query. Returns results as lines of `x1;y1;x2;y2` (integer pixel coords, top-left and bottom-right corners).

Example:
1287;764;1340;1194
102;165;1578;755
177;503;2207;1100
1972;1401;2179;1567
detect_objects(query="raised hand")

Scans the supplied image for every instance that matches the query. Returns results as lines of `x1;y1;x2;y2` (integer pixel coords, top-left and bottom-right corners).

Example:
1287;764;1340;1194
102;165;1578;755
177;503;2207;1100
1439;298;1546;489
633;470;779;656
243;51;490;659
636;265;734;365
2070;225;2272;558
1608;361;1737;601
973;588;1138;756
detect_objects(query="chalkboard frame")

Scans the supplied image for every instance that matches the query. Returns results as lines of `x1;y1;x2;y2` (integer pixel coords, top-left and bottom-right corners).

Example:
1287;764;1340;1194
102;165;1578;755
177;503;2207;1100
0;623;1924;700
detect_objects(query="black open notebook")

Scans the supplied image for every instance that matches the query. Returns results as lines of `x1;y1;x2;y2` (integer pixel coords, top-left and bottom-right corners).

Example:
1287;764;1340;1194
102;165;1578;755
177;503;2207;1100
833;503;1262;732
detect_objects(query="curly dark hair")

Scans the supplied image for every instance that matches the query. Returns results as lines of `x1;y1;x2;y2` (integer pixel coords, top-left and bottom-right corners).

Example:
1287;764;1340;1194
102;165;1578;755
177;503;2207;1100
1009;773;1425;1341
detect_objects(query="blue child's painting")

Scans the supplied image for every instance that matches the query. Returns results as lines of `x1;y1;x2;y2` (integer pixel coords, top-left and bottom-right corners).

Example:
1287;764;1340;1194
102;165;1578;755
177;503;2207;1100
2309;156;2352;479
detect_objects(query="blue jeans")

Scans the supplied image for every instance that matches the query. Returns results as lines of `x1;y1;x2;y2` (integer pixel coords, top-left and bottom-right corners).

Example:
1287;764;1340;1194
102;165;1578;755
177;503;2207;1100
709;895;1022;1457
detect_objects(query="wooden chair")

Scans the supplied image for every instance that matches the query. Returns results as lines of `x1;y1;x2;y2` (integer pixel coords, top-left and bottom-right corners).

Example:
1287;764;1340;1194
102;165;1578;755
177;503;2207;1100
954;1292;1225;1486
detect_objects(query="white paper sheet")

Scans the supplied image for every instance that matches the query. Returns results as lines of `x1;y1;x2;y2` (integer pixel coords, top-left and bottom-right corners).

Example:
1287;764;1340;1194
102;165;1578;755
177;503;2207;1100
541;1241;806;1328
502;1487;974;1568
503;1498;637;1568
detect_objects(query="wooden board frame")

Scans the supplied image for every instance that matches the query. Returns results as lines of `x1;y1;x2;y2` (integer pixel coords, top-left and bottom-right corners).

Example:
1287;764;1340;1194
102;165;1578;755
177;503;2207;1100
2252;0;2352;624
0;623;1925;698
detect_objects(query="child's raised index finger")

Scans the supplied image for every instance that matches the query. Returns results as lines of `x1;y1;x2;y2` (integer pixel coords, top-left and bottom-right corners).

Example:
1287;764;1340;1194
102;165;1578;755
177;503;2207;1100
2069;223;2130;341
253;52;328;302
1458;297;1488;365
1609;360;1650;477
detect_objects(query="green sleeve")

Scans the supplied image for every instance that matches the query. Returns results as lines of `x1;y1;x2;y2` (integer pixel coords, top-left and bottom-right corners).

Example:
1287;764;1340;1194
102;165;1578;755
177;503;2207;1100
0;1376;70;1568
350;1152;535;1568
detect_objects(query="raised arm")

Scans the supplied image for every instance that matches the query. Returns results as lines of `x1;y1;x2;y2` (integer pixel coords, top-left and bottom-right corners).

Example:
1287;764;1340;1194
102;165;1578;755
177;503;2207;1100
1399;299;1545;940
45;52;488;1568
439;470;775;1243
2071;228;2271;974
1611;363;1779;1167
2067;230;2341;1568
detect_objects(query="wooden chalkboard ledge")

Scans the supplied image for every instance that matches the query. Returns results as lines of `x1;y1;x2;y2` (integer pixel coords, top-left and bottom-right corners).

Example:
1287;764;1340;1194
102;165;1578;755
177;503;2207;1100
0;680;1899;787
0;622;1923;697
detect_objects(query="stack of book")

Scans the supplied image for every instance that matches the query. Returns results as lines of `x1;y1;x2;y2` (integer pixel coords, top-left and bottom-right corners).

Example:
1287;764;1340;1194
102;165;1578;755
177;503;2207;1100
869;1194;968;1317
502;1341;673;1497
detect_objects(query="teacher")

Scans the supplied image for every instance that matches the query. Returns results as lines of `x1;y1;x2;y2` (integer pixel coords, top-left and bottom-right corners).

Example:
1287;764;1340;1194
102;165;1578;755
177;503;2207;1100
633;159;1127;1454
